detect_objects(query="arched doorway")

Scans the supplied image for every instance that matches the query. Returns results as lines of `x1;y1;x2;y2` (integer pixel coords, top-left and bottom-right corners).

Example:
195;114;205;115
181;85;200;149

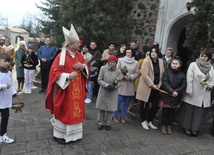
166;13;193;72
177;29;189;73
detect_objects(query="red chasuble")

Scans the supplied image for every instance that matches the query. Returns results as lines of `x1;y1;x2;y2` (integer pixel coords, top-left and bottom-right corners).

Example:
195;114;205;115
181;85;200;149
45;50;89;125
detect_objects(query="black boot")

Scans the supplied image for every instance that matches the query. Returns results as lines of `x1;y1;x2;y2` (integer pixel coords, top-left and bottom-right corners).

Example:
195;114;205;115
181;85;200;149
106;125;111;131
98;125;104;130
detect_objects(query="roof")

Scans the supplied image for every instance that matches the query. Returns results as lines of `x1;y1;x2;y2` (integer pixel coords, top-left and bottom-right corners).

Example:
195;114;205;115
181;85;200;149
7;27;29;34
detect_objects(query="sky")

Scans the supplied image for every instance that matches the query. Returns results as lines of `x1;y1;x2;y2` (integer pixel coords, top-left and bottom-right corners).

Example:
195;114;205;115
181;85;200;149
0;0;42;28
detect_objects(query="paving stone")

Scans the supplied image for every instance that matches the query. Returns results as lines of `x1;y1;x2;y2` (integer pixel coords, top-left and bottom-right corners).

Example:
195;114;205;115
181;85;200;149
1;143;26;155
73;135;93;145
26;140;49;152
119;148;143;155
16;132;37;142
37;130;53;140
8;126;26;134
48;138;66;149
88;132;111;143
16;152;38;155
37;148;63;155
16;152;37;155
13;119;34;127
83;143;108;155
188;137;214;150
26;125;46;133
62;145;87;155
103;139;127;152
197;149;214;155
157;142;198;154
105;130;128;140
140;145;166;155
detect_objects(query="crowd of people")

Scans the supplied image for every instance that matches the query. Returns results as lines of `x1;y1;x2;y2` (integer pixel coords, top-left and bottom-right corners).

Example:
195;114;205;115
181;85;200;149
0;24;214;144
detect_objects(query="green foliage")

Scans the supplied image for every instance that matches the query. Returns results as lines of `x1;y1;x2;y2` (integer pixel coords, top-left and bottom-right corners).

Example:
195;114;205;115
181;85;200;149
36;0;61;37
37;0;136;49
17;18;39;37
184;0;214;60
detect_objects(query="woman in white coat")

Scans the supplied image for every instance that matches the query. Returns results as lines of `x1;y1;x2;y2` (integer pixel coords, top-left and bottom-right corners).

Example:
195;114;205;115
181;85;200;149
181;49;214;136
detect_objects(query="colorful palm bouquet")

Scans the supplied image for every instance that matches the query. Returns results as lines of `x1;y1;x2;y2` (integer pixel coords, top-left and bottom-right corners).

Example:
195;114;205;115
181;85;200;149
198;75;210;90
151;85;169;94
113;75;123;86
200;79;210;90
121;66;128;75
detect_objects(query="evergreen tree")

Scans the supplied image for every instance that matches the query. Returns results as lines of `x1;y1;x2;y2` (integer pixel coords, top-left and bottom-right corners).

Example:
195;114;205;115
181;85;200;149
184;0;214;60
36;0;61;37
37;0;135;49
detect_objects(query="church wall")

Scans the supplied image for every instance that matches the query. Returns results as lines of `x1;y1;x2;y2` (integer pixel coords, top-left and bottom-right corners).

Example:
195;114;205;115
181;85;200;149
132;0;160;52
132;0;193;54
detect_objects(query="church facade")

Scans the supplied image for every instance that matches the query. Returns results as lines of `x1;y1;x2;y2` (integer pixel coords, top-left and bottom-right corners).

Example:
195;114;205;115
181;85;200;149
132;0;194;56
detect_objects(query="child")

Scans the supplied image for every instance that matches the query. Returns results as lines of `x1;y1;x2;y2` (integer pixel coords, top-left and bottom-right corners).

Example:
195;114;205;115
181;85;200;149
159;56;186;135
95;55;121;131
21;45;38;94
0;53;16;143
85;65;99;104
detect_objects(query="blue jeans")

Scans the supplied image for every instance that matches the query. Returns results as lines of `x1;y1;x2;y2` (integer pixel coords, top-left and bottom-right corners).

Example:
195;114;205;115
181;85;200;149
113;95;131;117
86;81;94;100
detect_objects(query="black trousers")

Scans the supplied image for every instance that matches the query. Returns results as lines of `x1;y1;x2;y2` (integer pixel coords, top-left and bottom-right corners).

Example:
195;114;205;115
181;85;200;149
0;108;9;136
161;108;175;126
40;61;52;89
140;90;160;122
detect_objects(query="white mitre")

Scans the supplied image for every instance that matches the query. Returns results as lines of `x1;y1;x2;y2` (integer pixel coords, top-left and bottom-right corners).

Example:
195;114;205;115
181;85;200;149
59;24;80;66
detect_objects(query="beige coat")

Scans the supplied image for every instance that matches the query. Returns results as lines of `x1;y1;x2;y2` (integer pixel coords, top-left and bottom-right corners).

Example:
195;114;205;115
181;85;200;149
101;49;116;61
136;57;164;102
117;57;139;96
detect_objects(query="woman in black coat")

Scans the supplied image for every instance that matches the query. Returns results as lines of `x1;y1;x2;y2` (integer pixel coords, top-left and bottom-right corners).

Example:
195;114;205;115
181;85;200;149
159;57;186;135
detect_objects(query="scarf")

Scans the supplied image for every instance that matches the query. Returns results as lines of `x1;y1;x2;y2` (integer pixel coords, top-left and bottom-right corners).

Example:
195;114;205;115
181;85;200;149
0;66;9;73
123;56;135;64
3;45;14;52
196;58;211;80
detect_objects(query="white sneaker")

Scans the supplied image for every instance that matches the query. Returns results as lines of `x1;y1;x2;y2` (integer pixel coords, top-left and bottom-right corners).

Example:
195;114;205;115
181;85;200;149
84;99;88;103
0;133;14;143
87;99;92;104
141;121;149;130
28;90;32;94
148;121;157;129
85;99;92;104
25;90;28;94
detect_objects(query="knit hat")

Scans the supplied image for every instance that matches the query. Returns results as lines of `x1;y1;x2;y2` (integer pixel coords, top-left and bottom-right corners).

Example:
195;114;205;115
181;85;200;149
62;24;80;45
108;55;118;63
19;41;26;46
28;44;33;49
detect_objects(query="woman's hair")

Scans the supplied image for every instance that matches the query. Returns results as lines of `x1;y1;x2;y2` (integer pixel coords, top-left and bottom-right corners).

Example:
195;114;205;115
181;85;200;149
125;48;132;57
0;53;11;62
165;47;173;56
82;44;89;49
199;48;212;61
115;44;126;56
171;56;182;66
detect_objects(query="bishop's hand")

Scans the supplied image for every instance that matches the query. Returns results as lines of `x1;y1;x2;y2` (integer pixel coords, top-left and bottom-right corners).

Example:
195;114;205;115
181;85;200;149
69;71;78;80
73;62;84;71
